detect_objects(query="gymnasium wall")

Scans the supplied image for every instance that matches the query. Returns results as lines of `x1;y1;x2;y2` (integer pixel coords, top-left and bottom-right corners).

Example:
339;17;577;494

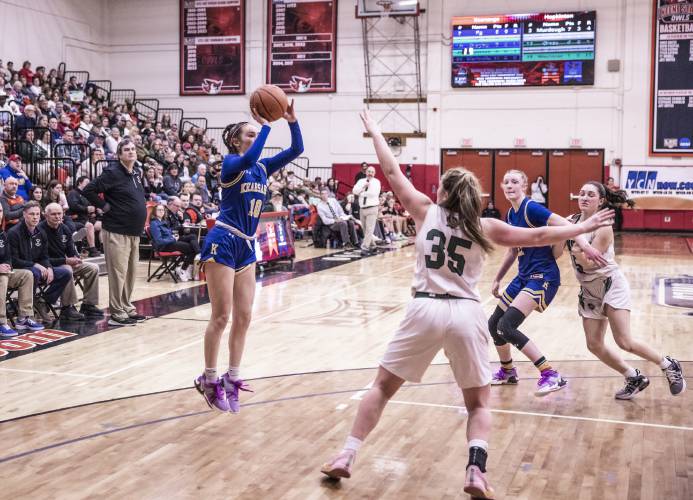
3;0;693;173
0;0;108;79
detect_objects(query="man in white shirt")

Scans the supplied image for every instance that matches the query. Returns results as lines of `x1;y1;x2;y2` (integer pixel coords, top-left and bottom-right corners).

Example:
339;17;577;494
352;166;381;254
316;190;359;248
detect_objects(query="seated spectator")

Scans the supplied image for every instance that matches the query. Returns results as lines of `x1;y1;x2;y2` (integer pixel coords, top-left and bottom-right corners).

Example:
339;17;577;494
191;163;206;184
18;61;34;81
143;164;166;201
165;195;200;253
326;178;340;198
316;190;359;248
1;177;26;227
263;191;287;213
104;126;121;155
195;176;217;212
149;204;197;282
48;116;62;141
14;104;37;137
40;203;103;319
184;193;206;224
66;176;101;257
55;129;84;167
0;154;33;200
0;203;44;337
163;164;181;197
8;201;72;320
481;200;501;219
28;185;43;204
341;192;360;220
17;128;46;163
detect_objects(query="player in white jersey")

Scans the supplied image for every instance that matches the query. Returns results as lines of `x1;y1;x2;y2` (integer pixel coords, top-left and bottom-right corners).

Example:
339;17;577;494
559;182;686;400
320;111;614;499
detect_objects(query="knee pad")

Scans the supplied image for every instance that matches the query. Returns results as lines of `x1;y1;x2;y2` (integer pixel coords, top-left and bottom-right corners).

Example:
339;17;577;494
488;306;507;346
497;307;529;350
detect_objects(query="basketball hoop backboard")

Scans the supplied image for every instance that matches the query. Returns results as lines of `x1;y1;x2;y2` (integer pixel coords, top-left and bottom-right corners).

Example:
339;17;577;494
356;0;419;18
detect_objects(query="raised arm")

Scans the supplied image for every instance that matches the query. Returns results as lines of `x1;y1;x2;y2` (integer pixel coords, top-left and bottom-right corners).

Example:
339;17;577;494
359;110;431;225
481;208;614;248
547;213;607;266
262;100;304;176
221;124;271;182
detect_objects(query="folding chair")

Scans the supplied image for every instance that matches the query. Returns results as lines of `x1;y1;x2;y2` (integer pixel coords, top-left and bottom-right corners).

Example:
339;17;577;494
34;283;59;322
145;227;184;283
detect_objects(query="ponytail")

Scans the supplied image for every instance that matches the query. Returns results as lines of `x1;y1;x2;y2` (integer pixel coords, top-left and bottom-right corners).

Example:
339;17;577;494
585;181;635;209
222;122;248;154
439;168;494;254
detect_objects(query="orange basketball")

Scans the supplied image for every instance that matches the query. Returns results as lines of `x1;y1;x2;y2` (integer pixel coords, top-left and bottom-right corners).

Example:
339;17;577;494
250;85;288;122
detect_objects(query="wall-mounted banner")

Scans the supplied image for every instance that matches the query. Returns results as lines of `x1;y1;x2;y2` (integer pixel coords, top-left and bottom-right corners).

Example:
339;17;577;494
650;0;693;155
266;0;337;93
620;165;693;209
180;0;245;95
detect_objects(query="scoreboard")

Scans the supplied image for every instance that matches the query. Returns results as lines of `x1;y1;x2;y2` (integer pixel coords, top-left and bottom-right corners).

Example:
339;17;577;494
452;11;596;87
179;0;245;95
267;0;338;93
650;0;693;156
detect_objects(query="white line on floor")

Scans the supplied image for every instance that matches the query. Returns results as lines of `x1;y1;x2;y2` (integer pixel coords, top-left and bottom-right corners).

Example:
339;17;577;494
385;398;693;432
0;367;100;379
351;381;373;400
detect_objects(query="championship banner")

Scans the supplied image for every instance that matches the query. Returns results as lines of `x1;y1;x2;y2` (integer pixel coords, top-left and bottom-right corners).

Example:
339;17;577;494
180;0;245;95
620;165;693;209
267;0;338;93
650;0;693;155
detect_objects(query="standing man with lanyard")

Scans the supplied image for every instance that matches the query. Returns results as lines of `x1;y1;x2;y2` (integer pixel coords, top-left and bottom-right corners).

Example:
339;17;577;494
83;139;147;326
353;165;380;256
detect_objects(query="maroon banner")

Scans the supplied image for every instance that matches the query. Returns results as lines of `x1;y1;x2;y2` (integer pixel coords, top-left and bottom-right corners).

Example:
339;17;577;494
267;0;337;93
180;0;245;95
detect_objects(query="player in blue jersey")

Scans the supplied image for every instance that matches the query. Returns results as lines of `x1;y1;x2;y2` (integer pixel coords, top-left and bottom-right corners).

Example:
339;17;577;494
488;169;607;395
194;101;303;413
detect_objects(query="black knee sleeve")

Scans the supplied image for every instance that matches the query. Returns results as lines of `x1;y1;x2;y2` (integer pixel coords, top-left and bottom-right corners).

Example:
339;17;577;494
488;306;507;346
497;307;530;350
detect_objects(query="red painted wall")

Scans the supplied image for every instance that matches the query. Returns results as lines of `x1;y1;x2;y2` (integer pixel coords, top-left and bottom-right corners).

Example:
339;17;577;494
332;163;439;200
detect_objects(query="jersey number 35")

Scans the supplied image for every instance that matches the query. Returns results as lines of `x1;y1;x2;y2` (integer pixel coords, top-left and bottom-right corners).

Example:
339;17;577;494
424;229;471;277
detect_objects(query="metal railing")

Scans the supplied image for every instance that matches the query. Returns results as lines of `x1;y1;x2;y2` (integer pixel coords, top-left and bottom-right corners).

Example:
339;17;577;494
134;98;159;122
88;80;111;101
180;118;208;140
64;70;90;87
110;89;136;107
0;111;14;141
204;127;225;155
157;108;183;131
57;62;66;80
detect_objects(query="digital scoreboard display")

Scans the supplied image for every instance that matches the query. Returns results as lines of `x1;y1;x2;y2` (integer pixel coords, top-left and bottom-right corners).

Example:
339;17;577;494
180;0;245;95
650;0;693;156
451;11;596;87
266;0;337;93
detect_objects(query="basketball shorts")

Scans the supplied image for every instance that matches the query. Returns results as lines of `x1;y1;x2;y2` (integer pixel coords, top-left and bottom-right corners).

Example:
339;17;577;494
578;271;631;320
199;225;256;272
380;297;492;389
500;275;559;313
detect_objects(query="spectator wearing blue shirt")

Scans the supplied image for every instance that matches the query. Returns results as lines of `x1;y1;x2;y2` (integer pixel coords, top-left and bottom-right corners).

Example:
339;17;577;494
149;204;196;282
0;154;33;200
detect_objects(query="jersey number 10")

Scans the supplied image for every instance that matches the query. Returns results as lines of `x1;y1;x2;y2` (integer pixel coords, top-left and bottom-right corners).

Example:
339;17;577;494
248;199;263;218
424;229;471;277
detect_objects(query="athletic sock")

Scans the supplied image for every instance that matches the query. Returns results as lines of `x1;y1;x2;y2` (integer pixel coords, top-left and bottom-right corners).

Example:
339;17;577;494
204;367;218;383
500;359;514;371
343;435;363;453
467;440;489;472
227;366;240;381
621;367;638;379
659;357;672;370
534;356;553;373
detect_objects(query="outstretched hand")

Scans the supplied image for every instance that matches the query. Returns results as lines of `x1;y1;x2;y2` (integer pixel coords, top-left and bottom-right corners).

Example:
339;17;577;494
359;109;381;136
251;107;269;126
581;208;615;233
283;99;297;123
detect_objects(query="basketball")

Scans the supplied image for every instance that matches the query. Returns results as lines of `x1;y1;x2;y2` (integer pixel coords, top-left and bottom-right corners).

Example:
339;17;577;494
250;84;288;122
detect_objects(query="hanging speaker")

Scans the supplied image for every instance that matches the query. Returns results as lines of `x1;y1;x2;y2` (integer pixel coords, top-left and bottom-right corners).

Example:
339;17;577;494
607;59;621;72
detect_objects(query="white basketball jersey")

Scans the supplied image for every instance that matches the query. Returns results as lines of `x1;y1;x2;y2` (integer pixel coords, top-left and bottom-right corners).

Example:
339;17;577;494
411;204;485;300
568;215;619;284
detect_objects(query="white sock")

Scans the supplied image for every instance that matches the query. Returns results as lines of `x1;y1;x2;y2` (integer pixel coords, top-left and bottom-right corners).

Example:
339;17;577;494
659;357;672;370
204;367;218;383
343;435;363;453
468;439;488;451
621;367;638;378
227;366;240;381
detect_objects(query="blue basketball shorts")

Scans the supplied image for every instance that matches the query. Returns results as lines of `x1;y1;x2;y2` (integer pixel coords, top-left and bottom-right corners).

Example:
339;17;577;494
199;225;256;272
500;275;559;313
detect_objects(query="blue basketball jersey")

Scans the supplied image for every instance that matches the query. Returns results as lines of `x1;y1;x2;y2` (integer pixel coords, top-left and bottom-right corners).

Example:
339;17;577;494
506;197;560;284
216;121;303;238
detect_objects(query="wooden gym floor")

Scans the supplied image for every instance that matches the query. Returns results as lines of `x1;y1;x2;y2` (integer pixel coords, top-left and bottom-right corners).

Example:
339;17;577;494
0;233;691;499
